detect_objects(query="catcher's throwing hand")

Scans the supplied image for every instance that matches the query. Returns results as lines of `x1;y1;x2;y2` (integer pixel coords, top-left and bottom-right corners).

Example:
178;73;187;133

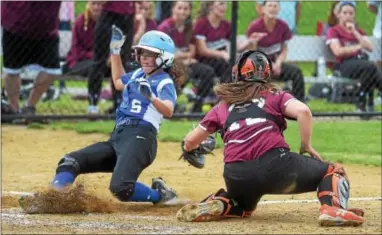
179;135;216;169
300;144;323;161
110;25;126;55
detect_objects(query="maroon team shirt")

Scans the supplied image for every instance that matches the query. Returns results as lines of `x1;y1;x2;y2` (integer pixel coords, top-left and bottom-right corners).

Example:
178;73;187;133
326;25;367;63
134;18;158;34
66;14;96;69
102;1;134;15
193;17;231;58
1;1;61;39
158;17;195;51
199;91;296;163
246;18;292;62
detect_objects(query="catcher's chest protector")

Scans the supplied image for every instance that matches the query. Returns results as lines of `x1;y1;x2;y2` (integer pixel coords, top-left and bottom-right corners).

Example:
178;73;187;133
221;100;284;138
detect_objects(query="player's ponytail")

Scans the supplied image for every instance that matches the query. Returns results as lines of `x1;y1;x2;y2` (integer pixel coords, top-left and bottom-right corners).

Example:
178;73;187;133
164;59;187;92
84;2;90;31
196;2;214;20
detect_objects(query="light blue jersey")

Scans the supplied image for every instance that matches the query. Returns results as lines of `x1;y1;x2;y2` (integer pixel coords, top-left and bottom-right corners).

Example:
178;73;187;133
116;68;177;131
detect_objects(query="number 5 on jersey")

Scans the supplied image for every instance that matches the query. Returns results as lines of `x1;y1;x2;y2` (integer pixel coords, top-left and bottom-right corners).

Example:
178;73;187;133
131;99;142;113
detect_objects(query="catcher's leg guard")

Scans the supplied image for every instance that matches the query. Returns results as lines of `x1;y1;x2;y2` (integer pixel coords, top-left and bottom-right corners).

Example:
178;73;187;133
177;189;252;222
317;163;364;226
317;163;350;209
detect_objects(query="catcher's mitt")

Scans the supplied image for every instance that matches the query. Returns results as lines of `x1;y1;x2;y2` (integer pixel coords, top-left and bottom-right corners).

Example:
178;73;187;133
179;135;216;169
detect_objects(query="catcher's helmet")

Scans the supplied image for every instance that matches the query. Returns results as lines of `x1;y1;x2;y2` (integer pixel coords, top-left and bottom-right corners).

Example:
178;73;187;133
232;50;273;83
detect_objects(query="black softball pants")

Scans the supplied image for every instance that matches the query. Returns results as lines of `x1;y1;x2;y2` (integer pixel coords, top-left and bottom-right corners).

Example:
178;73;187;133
57;123;157;196
188;62;216;112
198;57;232;83
273;63;305;101
223;148;329;212
335;59;382;106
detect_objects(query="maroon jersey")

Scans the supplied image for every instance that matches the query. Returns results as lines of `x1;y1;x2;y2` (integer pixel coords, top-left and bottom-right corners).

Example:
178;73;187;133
199;91;296;163
134;18;158;34
102;1;134;15
193;17;231;56
326;25;367;63
1;1;61;39
246;18;292;62
66;14;96;69
158;17;195;51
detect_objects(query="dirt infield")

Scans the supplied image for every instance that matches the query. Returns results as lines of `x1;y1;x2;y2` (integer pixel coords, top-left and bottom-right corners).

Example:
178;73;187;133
2;125;381;234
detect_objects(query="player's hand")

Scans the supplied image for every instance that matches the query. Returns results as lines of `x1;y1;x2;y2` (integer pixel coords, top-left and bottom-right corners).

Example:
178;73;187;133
137;78;153;101
220;51;230;62
345;21;356;32
110;25;126;55
249;32;267;42
300;144;323;161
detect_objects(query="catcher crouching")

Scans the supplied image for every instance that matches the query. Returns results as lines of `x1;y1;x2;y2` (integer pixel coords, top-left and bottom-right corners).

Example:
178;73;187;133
176;50;365;226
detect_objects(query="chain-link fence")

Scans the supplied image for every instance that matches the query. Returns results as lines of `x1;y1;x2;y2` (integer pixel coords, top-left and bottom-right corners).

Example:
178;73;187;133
1;1;381;122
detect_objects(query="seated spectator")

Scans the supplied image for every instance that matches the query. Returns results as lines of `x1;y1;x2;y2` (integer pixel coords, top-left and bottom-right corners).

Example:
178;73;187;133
245;1;305;101
133;1;157;45
158;1;216;113
256;0;301;34
64;1;104;77
319;1;357;36
326;1;382;112
193;1;232;83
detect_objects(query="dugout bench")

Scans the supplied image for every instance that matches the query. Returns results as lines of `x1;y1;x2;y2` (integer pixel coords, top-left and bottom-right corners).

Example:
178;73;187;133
18;32;382;105
238;35;382;103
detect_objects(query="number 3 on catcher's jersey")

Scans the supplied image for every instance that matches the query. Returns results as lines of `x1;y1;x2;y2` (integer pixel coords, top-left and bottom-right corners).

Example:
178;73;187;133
131;99;142;113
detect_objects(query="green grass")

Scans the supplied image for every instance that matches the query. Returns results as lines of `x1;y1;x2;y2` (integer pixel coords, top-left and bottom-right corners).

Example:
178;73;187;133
75;2;376;35
28;120;382;166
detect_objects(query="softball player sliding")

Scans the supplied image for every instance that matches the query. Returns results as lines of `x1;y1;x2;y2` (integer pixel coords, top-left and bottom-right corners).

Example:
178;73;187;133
49;27;184;204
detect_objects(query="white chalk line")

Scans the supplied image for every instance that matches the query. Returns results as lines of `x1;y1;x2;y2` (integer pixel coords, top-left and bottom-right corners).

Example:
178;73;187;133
2;190;381;205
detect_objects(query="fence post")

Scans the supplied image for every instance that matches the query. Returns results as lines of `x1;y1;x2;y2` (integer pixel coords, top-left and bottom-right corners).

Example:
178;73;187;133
229;1;238;69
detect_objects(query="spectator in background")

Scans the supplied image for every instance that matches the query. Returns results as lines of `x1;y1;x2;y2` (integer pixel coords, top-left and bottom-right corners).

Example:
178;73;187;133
320;1;357;36
256;0;301;34
158;1;216;113
245;1;305;101
1;1;62;115
326;2;382;112
367;1;382;69
64;1;104;77
59;1;75;31
133;1;158;45
87;1;135;114
193;1;232;83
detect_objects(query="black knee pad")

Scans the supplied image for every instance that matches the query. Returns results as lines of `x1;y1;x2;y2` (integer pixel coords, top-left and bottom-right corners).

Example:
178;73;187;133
56;155;80;175
109;182;135;202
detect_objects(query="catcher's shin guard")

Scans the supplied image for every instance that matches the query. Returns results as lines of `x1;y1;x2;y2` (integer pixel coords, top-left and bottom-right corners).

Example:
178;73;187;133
317;163;364;226
176;189;253;222
317;163;350;209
